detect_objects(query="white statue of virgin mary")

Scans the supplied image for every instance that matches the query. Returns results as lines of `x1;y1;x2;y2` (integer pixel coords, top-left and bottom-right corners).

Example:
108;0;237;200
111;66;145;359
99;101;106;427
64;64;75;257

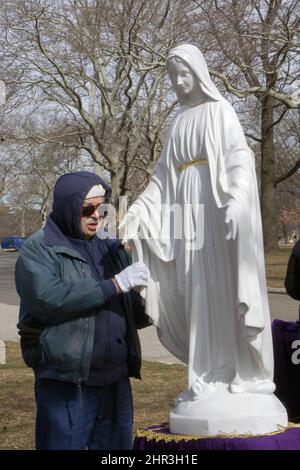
120;44;287;435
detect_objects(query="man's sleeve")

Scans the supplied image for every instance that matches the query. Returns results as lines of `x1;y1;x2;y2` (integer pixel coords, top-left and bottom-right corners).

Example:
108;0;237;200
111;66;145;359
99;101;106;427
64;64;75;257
113;245;151;329
15;239;116;325
129;290;151;329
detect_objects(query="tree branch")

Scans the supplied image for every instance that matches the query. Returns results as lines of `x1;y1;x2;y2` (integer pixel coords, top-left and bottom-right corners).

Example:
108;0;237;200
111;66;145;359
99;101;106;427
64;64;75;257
245;133;262;143
209;68;300;108
275;157;300;186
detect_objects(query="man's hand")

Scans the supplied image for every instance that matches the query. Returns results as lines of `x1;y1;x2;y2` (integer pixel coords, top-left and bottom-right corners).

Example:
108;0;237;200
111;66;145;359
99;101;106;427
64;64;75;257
17;320;43;345
114;261;149;293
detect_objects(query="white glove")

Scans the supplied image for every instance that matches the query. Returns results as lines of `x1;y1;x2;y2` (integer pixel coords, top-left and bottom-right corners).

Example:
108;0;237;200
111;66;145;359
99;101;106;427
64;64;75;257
115;261;149;293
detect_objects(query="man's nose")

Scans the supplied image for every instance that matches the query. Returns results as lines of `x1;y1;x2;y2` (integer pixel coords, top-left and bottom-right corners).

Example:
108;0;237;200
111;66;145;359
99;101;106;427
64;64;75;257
91;208;99;218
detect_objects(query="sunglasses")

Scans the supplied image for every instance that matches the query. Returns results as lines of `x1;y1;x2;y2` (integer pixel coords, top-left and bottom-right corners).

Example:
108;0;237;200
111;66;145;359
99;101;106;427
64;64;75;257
81;204;108;218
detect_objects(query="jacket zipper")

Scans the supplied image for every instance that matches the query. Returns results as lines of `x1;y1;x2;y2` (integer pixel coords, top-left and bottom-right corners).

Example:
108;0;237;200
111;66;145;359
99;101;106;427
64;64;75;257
106;302;111;363
77;380;83;408
82;243;111;367
77;261;89;408
41;344;45;364
78;317;89;409
115;249;141;373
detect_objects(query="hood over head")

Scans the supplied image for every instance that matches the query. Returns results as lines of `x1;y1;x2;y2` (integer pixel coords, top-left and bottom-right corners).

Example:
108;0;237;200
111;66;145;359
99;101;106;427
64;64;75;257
49;171;111;240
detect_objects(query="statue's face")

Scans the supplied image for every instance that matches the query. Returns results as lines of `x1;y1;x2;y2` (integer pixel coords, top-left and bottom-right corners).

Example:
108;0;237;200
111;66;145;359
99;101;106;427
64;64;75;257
167;58;200;105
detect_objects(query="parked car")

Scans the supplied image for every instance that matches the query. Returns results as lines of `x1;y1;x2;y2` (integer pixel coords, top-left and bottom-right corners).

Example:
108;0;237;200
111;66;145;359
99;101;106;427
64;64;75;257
0;236;26;251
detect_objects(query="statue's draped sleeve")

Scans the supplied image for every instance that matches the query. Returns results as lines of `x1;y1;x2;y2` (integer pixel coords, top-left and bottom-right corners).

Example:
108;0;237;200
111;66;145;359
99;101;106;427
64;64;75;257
207;102;273;377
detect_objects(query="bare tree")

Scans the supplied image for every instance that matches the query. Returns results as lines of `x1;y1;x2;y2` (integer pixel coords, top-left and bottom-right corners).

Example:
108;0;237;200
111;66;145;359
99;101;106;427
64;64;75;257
1;108;89;227
0;0;197;205
17;133;88;226
193;0;300;252
1;0;299;251
0;140;24;216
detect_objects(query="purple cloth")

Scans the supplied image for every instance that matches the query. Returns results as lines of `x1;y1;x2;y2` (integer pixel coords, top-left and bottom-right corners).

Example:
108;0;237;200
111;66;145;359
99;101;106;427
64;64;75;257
133;424;300;450
272;319;300;420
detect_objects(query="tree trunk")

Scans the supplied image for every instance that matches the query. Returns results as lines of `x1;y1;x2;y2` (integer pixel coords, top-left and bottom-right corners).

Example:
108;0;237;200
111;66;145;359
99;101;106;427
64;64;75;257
260;95;278;253
94;161;105;177
284;224;287;245
40;203;48;228
19;208;26;237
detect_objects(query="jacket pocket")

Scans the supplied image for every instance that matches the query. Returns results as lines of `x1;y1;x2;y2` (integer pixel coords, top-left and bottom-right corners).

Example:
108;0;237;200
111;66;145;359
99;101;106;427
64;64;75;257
20;339;40;368
39;318;85;370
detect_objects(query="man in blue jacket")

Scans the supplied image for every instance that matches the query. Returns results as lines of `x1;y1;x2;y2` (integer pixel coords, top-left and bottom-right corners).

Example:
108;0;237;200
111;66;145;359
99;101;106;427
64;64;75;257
15;171;150;450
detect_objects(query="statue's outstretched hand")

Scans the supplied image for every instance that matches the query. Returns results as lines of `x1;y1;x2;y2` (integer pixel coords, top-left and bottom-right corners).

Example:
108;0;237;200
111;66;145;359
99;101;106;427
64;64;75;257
119;209;140;243
225;200;240;240
118;210;140;242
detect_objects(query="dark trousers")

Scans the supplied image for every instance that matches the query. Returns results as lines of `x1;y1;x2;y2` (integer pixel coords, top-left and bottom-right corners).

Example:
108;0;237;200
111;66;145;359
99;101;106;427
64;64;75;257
35;377;133;450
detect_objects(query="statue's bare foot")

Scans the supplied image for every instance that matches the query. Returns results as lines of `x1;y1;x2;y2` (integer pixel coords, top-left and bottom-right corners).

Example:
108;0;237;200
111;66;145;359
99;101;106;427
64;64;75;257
175;378;218;405
190;377;217;401
175;389;193;405
229;379;275;394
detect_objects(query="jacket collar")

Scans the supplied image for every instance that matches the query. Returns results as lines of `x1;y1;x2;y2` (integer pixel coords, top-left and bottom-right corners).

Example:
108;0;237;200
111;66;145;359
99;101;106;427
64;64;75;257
51;244;88;262
43;218;88;262
43;217;123;262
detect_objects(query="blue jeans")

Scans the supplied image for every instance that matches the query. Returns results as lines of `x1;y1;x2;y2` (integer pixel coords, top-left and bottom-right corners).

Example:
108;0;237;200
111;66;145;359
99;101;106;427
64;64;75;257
35;377;133;450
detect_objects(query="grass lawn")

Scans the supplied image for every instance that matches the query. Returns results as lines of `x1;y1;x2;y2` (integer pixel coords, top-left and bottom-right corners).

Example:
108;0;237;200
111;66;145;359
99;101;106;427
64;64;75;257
0;341;186;450
265;246;293;288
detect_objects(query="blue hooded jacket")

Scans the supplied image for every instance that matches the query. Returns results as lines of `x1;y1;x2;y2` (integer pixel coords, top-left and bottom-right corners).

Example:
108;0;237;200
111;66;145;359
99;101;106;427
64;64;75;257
16;171;148;385
44;171;129;385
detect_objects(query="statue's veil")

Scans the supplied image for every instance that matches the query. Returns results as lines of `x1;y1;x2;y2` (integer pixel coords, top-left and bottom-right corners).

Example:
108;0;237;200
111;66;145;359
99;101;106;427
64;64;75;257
167;44;225;103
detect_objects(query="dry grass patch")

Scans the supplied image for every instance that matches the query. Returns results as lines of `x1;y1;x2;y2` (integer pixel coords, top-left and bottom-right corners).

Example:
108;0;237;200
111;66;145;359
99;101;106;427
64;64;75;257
0;342;35;450
132;361;186;434
0;341;186;449
265;247;293;288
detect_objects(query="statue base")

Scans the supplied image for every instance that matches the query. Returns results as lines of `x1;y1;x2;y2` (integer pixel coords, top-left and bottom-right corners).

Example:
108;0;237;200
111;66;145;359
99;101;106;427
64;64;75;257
170;388;288;436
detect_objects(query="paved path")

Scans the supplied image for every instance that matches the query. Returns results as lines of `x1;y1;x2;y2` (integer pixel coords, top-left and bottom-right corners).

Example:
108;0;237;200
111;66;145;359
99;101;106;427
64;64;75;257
1;251;299;364
1;293;299;364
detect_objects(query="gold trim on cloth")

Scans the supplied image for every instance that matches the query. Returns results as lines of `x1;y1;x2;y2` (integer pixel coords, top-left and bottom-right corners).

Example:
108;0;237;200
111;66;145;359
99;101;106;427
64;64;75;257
135;422;300;443
177;159;208;172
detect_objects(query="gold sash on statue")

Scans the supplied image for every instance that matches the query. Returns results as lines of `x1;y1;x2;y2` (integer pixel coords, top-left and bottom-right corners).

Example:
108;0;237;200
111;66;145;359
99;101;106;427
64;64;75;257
177;159;208;172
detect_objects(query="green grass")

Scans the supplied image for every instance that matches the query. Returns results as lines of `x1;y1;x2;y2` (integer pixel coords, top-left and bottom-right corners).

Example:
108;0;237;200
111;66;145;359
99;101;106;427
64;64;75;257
0;341;186;450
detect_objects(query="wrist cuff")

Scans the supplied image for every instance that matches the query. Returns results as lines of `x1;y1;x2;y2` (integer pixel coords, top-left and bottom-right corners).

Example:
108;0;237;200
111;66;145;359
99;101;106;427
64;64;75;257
100;279;117;301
